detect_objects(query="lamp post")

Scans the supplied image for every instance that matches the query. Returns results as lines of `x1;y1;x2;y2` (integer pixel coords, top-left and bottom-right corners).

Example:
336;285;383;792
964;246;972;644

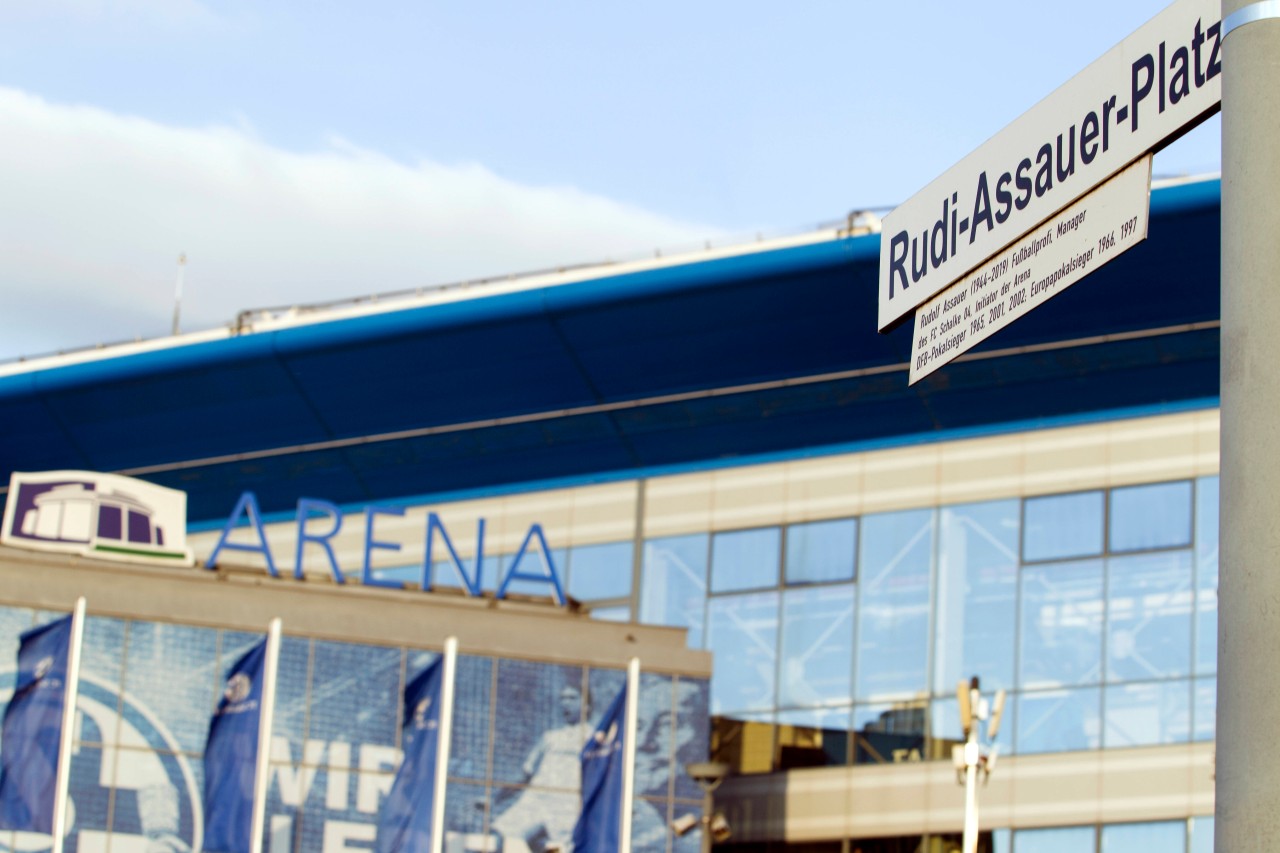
682;761;731;853
954;676;1004;853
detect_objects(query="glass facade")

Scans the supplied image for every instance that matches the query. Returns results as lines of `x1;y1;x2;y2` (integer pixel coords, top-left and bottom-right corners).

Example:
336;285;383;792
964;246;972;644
0;605;708;853
367;474;1218;775
560;476;1219;773
634;473;1213;768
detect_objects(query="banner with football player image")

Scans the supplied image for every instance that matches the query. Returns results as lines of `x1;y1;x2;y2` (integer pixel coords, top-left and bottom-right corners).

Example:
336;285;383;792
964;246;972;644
203;619;282;853
0;597;85;853
376;637;457;853
571;658;638;853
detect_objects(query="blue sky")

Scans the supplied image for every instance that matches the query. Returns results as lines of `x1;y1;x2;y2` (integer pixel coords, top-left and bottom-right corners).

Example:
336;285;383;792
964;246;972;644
0;0;1220;361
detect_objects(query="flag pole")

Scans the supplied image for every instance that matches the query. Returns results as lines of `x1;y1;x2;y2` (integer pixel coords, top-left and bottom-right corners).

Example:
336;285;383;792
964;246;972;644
619;657;640;853
51;597;86;853
430;637;457;853
250;618;282;853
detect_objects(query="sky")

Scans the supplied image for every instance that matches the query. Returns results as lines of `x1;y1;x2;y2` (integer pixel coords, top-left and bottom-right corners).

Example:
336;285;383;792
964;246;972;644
0;0;1221;362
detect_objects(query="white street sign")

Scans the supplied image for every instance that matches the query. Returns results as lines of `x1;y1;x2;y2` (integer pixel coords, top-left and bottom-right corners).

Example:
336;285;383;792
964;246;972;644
878;0;1221;332
908;155;1152;384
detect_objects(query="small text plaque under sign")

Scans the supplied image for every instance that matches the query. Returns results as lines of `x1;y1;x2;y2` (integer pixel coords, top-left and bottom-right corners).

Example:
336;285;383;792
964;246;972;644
909;154;1152;385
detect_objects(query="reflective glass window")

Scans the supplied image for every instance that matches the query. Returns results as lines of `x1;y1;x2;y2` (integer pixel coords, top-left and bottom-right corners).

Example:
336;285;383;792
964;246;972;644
930;695;961;746
852;703;927;765
1195;476;1219;675
1015;686;1101;754
1103;681;1191;748
1013;826;1096;853
928;696;1000;764
775;707;851;769
1190;816;1213;853
493;548;568;599
1100;821;1185;853
705;591;779;714
1019;559;1104;688
1023;491;1103;562
785;518;857;585
1106;551;1193;682
373;564;419;586
1193;677;1216;742
856;509;934;701
1109;480;1193;552
639;534;708;647
567;541;633;601
778;584;854;708
710;712;777;776
934;500;1019;695
427;553;486;592
710;527;781;593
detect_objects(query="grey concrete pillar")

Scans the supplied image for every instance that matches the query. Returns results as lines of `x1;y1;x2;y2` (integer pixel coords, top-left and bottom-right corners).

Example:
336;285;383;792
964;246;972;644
1218;0;1280;848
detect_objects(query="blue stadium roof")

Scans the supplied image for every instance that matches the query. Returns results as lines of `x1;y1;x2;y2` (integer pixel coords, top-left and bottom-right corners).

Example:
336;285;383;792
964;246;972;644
0;178;1221;523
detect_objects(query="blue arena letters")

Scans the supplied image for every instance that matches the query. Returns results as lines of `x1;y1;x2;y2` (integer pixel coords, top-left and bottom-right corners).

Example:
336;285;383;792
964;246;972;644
206;493;566;605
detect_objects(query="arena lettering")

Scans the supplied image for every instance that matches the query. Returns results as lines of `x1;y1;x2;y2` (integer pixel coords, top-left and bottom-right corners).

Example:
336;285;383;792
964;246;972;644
205;491;566;605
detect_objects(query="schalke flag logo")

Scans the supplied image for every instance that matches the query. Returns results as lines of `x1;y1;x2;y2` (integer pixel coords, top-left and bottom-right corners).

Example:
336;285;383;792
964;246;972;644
223;673;252;704
412;696;434;730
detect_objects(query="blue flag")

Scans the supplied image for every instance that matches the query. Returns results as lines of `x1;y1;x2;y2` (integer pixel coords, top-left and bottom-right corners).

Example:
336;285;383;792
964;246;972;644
571;687;627;853
0;614;74;833
203;638;268;853
376;658;444;853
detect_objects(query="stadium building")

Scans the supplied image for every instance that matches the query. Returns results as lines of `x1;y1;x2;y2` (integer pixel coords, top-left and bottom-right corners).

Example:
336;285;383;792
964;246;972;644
0;174;1220;853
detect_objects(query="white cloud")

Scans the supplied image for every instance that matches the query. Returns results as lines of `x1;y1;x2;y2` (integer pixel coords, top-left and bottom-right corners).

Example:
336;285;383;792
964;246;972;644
0;87;721;360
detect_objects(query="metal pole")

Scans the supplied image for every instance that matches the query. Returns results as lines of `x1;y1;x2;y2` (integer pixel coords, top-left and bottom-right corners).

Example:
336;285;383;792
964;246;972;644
51;597;86;853
1218;1;1280;847
250;618;282;853
700;787;713;853
430;637;457;853
962;721;979;853
619;657;640;853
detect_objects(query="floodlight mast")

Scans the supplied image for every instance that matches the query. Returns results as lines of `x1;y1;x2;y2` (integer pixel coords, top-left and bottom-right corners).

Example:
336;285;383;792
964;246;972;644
955;676;1004;853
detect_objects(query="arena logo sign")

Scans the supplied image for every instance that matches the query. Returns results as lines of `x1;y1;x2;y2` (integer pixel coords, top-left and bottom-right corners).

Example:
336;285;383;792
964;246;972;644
205;492;567;606
1;471;195;567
